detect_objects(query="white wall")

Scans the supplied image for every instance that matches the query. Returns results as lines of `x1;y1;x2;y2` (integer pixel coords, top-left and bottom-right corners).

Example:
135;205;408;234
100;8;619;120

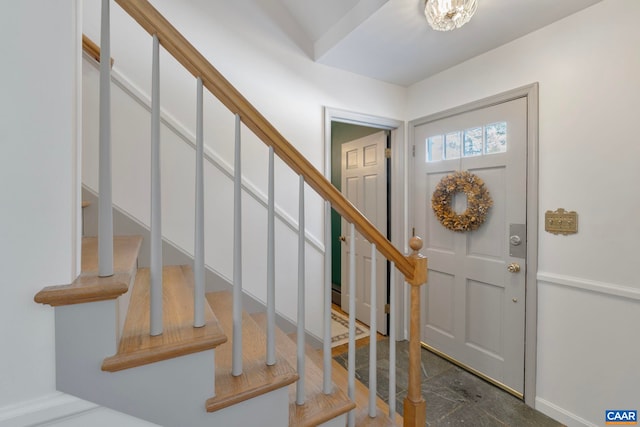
81;0;406;339
0;0;80;413
407;0;640;425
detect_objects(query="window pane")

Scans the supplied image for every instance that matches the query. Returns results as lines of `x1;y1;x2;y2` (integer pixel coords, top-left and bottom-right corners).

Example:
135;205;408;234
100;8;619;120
426;135;443;162
485;122;507;154
463;127;483;157
444;131;461;160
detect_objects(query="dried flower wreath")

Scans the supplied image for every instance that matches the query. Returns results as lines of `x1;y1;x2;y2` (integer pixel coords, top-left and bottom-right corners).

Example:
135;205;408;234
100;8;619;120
431;171;493;232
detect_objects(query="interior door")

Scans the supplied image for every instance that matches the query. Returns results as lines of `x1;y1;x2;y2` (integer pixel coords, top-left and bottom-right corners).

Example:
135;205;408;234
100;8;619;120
413;97;527;395
340;131;388;334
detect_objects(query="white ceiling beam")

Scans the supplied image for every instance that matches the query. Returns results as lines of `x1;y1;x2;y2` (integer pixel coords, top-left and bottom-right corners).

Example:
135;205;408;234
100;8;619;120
313;0;389;61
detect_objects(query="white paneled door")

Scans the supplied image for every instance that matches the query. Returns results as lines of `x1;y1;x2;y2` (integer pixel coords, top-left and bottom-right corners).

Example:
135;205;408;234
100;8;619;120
413;98;527;395
341;131;388;334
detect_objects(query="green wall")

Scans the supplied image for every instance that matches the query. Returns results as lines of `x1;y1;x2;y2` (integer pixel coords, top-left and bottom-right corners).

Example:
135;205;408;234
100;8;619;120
330;122;381;288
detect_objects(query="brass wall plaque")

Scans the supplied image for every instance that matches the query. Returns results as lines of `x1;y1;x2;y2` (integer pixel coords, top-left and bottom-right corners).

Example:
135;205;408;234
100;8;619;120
545;208;578;235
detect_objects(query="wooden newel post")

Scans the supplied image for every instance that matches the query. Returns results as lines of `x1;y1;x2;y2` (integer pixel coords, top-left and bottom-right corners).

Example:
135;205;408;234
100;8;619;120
404;236;428;427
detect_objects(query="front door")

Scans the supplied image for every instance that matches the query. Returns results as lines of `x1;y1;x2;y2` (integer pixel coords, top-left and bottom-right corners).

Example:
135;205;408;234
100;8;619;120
340;131;388;334
413;97;527;395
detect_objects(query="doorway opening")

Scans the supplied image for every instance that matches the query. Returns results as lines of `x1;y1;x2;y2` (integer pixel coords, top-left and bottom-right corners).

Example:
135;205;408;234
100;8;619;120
324;108;406;337
329;123;387;301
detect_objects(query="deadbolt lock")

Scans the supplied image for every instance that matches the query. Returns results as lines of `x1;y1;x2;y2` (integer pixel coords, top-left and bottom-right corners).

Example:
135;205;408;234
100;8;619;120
509;224;526;259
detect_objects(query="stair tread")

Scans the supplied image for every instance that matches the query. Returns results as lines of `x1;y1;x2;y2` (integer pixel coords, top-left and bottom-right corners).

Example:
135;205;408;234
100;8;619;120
251;312;356;427
205;291;299;413
101;265;227;372
289;332;401;425
34;236;143;307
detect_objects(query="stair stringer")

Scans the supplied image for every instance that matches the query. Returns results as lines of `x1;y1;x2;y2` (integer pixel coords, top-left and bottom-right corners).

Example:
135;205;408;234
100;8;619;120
54;299;289;427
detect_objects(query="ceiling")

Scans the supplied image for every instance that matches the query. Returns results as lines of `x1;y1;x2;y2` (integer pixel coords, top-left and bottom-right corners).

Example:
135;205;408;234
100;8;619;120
274;0;603;86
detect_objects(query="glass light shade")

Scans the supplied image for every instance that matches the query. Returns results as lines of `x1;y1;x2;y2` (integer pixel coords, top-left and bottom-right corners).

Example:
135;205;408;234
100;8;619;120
425;0;478;31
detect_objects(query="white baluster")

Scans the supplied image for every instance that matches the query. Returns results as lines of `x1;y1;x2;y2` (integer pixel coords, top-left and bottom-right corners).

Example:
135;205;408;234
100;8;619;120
193;77;205;328
368;243;377;417
389;262;396;418
267;146;276;366
98;0;113;278
348;223;356;427
323;201;332;394
150;33;163;336
232;114;242;376
296;175;306;405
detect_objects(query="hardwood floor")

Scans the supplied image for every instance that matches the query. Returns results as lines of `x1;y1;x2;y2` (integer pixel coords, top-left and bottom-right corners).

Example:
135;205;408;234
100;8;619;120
331;303;385;358
326;304;402;425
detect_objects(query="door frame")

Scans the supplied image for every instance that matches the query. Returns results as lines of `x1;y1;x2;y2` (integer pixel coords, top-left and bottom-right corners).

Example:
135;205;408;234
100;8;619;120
324;107;408;339
407;83;539;405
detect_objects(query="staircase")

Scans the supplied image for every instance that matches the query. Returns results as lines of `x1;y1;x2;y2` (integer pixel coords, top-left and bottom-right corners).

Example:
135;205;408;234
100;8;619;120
35;0;428;425
35;235;395;426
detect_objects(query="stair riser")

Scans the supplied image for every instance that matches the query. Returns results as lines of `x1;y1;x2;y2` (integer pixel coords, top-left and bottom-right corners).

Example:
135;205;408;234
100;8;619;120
54;298;290;426
318;414;348;427
56;300;213;426
115;269;136;342
51;301;203;425
207;387;289;427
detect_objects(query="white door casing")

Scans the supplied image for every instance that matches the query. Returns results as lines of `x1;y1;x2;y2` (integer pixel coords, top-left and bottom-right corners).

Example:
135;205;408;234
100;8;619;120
414;97;527;395
340;131;388;334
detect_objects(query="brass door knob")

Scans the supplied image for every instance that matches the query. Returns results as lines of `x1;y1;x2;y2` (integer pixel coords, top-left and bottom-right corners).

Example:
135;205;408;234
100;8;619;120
339;235;346;242
507;263;521;273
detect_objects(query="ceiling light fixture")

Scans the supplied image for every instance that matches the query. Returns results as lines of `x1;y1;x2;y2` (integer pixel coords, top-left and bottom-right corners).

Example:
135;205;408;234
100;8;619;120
424;0;478;31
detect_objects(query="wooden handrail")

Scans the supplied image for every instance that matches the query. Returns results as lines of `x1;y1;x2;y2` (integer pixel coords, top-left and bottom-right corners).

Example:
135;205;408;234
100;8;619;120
82;34;114;67
114;0;416;281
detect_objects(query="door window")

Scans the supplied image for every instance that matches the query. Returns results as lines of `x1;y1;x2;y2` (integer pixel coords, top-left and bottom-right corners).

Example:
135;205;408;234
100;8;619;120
425;121;508;162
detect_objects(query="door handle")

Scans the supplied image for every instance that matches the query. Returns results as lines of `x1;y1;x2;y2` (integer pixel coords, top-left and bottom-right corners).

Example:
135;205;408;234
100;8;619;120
339;235;346;242
507;263;521;273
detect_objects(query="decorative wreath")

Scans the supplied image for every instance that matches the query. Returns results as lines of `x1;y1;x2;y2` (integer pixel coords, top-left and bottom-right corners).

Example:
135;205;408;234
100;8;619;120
431;171;493;232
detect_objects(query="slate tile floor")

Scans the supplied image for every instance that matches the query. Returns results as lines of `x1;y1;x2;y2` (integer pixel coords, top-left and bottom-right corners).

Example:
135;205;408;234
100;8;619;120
334;339;563;426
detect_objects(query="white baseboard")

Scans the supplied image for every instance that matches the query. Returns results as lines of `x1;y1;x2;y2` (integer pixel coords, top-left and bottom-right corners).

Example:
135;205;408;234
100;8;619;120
0;393;160;427
40;407;160;427
0;393;96;426
535;397;598;427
